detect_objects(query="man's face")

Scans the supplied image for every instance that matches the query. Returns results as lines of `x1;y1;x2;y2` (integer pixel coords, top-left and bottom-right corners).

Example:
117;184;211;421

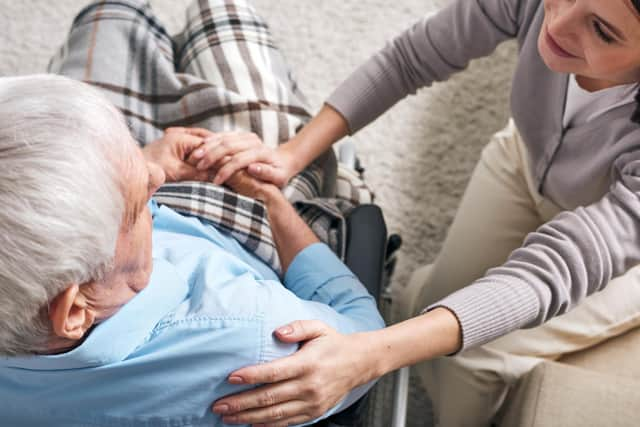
83;145;165;321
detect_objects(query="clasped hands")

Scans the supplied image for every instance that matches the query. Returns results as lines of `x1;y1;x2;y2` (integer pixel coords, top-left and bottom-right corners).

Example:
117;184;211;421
141;126;297;198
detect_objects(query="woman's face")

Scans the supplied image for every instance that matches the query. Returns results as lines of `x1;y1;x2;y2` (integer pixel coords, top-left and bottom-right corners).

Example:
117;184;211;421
539;0;640;87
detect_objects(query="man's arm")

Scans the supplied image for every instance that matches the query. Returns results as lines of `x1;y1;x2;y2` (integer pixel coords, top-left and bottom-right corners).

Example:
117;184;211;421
260;186;319;272
226;170;383;332
226;172;319;273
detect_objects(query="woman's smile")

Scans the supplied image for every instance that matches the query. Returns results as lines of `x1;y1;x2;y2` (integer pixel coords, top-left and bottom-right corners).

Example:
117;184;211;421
545;28;579;59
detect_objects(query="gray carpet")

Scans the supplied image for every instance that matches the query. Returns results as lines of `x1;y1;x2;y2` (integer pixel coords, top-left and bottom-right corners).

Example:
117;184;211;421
0;1;517;425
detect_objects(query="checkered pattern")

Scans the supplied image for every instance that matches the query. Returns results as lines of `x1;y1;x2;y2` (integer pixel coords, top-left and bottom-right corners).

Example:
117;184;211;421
48;0;372;273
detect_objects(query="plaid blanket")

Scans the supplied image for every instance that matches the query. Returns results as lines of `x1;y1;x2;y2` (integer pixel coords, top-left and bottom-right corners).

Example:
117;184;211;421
48;0;372;273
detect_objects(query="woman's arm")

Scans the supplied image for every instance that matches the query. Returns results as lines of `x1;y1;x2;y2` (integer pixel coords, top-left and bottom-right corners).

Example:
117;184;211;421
327;0;528;134
432;152;640;350
199;0;529;186
213;147;640;425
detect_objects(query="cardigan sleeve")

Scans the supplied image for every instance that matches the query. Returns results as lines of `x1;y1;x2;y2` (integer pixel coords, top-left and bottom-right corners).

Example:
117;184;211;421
428;147;640;350
326;0;532;133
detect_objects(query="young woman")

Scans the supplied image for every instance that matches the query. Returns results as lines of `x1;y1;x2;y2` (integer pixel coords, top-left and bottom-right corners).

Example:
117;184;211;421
204;0;640;425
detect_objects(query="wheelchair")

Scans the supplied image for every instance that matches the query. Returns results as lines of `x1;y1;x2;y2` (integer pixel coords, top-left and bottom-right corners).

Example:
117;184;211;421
309;142;409;427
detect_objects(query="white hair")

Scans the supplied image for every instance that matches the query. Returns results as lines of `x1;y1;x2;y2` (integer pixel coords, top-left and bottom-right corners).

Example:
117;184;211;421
0;74;138;355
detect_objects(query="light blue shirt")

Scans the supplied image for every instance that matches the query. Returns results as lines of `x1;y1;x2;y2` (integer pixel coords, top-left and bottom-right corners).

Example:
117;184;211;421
0;201;384;427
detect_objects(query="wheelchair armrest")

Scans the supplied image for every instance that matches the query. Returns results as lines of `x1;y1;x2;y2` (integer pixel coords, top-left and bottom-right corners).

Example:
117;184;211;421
310;205;390;427
344;204;387;300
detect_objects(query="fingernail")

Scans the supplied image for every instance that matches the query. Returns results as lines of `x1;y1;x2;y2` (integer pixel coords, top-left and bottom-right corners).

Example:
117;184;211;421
277;326;293;335
194;148;204;158
251;165;262;174
223;416;237;423
229;375;244;384
212;404;229;414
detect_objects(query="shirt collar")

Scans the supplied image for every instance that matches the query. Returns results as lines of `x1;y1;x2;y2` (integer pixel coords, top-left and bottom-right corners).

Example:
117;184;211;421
1;253;188;370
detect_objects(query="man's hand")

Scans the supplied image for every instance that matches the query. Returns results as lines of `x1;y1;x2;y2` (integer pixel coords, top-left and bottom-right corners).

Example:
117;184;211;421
142;127;214;183
226;169;279;202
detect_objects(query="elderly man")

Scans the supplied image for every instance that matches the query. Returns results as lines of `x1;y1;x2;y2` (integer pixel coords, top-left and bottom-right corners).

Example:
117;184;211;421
0;74;383;426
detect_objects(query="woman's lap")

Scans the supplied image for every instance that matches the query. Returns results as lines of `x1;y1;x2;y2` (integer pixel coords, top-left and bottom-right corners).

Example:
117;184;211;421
401;120;548;317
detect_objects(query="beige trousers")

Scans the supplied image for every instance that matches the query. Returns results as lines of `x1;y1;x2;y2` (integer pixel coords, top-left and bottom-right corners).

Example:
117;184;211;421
400;120;640;427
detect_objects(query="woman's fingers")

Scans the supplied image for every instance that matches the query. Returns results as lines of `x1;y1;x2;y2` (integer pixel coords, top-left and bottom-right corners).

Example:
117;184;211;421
229;352;308;387
220;399;312;426
213;147;276;185
272;320;332;343
179;133;208;153
222;321;330;385
195;135;262;171
247;163;289;187
213;381;305;416
185;135;223;166
197;137;261;170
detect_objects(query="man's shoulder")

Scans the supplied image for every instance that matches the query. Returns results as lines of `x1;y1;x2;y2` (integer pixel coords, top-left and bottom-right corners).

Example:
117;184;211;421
131;275;300;378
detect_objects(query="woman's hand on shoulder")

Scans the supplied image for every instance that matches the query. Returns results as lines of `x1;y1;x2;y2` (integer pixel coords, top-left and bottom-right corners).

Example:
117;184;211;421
211;320;380;427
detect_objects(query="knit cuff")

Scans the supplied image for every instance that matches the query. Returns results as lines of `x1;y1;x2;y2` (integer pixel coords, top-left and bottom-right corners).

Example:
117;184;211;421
424;277;541;352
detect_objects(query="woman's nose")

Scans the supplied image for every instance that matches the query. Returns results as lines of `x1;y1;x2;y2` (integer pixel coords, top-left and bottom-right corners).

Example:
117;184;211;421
552;0;580;21
547;0;580;36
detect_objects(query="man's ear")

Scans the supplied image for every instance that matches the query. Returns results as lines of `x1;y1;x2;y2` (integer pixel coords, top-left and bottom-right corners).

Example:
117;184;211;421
49;285;96;341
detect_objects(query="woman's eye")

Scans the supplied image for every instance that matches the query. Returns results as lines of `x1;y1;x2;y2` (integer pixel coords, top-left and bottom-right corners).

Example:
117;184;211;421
593;21;615;44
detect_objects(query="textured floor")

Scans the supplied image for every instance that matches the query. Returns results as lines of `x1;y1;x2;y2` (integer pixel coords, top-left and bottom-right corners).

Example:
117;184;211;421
0;1;517;425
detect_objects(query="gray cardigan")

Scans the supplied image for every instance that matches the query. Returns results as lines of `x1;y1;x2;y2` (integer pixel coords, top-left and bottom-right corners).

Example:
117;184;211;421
327;0;640;350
